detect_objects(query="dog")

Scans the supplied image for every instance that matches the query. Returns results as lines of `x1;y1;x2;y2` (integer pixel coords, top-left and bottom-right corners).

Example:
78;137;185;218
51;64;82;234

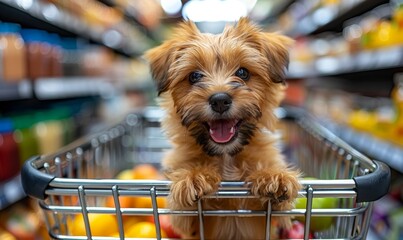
145;18;301;240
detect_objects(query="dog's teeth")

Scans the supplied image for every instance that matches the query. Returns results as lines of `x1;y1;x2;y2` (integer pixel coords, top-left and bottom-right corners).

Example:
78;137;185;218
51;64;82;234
209;129;214;135
230;127;235;134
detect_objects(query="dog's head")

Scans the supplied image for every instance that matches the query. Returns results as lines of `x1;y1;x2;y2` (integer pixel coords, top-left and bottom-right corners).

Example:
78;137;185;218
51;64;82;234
145;18;293;156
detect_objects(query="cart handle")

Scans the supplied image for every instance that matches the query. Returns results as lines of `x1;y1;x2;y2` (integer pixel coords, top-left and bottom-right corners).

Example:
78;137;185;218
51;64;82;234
353;160;390;202
21;156;390;202
22;156;56;200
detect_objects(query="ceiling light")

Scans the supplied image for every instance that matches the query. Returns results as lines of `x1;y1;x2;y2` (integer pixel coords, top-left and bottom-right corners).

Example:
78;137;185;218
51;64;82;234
182;0;248;22
160;0;182;15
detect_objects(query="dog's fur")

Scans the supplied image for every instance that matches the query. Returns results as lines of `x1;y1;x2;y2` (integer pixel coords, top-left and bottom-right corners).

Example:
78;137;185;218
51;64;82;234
145;18;301;240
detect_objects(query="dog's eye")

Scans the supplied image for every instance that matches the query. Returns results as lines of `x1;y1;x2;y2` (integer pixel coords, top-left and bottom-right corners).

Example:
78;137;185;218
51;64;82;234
235;67;250;81
189;72;204;84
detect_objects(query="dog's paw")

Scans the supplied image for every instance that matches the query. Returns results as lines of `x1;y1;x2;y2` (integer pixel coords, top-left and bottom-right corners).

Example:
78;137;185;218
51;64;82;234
170;171;221;207
247;170;301;210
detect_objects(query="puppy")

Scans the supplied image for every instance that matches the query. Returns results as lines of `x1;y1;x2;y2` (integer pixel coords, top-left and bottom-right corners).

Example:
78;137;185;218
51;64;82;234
145;18;301;240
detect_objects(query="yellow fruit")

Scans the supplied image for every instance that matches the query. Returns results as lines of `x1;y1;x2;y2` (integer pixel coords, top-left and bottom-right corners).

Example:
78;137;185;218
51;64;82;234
116;169;135;180
123;217;145;231
70;213;118;236
348;110;377;132
125;221;167;238
0;228;16;240
109;217;148;237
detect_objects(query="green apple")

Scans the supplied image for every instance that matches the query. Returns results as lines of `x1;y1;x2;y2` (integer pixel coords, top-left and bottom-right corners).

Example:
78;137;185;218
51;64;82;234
295;177;338;231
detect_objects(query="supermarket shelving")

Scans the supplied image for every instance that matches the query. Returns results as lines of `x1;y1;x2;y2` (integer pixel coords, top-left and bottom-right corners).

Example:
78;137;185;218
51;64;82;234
34;77;118;100
287;46;403;79
0;81;33;101
321;120;403;174
0;77;120;102
287;0;389;37
0;0;153;57
283;0;403;179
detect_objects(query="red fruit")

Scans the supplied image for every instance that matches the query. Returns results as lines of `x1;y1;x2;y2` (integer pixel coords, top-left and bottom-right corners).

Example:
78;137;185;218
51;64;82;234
280;220;313;239
147;215;181;238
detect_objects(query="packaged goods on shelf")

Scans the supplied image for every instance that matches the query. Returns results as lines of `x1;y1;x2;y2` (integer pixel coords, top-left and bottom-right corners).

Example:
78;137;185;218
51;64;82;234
12;114;39;167
0;23;26;82
20;29;64;79
288;3;403;78
0;119;20;181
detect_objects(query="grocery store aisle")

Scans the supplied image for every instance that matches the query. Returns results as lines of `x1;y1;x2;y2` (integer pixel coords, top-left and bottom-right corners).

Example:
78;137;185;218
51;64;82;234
0;0;402;239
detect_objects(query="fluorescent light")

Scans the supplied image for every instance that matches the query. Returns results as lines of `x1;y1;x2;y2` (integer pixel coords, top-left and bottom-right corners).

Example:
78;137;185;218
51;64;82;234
161;0;182;15
182;0;248;22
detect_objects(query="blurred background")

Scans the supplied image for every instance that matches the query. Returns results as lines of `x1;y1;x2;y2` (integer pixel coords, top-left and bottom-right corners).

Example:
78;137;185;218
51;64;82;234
0;0;403;239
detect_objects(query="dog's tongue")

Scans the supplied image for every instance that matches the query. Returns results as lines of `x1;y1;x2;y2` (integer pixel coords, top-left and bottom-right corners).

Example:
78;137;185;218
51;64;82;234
209;119;238;143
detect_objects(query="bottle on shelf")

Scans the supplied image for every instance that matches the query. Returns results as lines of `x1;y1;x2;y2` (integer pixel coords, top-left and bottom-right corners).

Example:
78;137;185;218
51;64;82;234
12;114;39;165
21;29;52;80
48;33;63;77
0;119;20;181
0;23;27;82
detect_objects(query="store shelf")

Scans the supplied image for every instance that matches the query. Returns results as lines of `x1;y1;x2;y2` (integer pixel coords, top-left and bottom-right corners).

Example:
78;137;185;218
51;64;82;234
288;46;403;79
34;77;118;100
287;0;389;37
0;0;152;57
0;81;33;101
0;77;141;102
321;120;403;174
0;174;25;210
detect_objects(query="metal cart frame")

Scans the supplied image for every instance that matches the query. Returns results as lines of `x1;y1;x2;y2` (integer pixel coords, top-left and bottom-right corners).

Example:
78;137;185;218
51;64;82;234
21;107;390;240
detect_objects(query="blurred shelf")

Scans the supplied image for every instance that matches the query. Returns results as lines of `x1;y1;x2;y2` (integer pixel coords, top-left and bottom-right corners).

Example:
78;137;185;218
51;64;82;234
288;46;403;79
0;77;153;102
123;80;154;92
0;81;33;101
287;0;388;37
321;120;403;174
0;174;25;210
34;77;118;100
0;0;152;57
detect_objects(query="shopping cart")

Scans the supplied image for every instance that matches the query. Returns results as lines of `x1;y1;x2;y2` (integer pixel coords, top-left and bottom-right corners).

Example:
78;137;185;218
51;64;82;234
21;107;390;240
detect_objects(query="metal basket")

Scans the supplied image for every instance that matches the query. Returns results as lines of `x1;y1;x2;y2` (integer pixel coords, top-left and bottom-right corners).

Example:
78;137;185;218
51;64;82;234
21;107;390;240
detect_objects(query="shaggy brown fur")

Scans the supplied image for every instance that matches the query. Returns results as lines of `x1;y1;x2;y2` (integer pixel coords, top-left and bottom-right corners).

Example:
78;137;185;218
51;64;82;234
145;18;301;240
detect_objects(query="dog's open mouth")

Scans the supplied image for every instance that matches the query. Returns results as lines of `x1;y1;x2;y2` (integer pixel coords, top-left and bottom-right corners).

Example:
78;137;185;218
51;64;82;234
207;119;240;143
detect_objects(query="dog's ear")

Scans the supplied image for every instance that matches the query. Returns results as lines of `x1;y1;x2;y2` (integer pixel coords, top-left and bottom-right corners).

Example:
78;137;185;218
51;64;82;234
258;32;293;84
144;21;200;95
231;18;294;84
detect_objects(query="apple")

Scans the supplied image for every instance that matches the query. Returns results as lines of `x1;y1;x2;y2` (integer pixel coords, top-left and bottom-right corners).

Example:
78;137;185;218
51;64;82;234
280;220;313;239
295;177;338;231
147;215;182;238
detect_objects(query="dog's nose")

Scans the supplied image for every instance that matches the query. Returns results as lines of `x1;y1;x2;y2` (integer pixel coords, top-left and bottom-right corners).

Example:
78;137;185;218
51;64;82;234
209;92;232;114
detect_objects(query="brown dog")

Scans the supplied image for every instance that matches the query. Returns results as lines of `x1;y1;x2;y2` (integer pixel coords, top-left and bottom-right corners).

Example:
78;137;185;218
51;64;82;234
145;18;301;240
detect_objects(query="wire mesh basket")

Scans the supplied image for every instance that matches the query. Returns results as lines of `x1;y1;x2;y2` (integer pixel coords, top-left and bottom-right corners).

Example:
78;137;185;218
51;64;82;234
21;107;390;240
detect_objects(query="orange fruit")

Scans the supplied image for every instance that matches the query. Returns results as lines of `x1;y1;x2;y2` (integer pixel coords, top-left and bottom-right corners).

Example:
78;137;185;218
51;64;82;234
132;164;159;179
105;196;134;208
158;197;167;208
125;221;167;238
70;213;118;236
134;196;166;208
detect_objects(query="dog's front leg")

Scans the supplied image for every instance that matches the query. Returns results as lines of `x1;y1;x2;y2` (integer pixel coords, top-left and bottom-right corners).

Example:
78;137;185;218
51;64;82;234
246;168;301;227
167;166;221;237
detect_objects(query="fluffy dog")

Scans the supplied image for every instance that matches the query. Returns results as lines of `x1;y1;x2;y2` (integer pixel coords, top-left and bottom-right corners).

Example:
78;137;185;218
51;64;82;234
145;18;301;240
